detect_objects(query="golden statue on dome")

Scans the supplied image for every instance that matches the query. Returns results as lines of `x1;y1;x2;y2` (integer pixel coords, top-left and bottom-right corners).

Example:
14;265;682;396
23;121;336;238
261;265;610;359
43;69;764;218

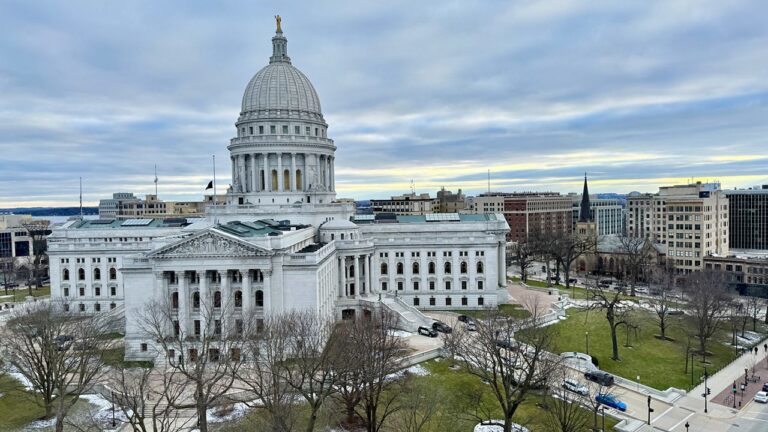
275;15;282;32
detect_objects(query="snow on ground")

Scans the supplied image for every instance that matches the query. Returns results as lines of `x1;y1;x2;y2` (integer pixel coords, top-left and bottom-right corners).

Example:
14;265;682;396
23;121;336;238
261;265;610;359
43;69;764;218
8;368;35;391
474;420;529;432
388;329;414;338
79;393;129;427
405;364;429;376
207;402;250;423
24;418;56;429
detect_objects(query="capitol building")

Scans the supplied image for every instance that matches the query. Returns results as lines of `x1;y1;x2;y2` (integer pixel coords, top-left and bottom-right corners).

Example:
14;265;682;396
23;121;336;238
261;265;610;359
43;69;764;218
47;23;509;360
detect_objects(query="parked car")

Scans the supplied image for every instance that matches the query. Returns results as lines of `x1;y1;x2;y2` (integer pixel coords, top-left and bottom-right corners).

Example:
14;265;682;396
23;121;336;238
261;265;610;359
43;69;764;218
596;393;627;411
600;279;612;285
635;286;649;294
54;335;74;351
417;326;438;337
668;309;685;316
457;315;473;323
465;322;478;332
562;378;589;396
550;276;561;283
755;391;768;403
432;321;452;334
584;370;615;386
762;382;768;392
568;278;578;284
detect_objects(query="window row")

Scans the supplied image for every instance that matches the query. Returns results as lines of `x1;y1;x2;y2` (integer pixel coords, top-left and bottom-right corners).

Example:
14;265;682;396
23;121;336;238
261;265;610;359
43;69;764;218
63;286;118;297
240;124;325;138
170;289;265;309
380;261;484;275
62;267;117;281
381;280;484;291
412;296;485;307
62;302;117;312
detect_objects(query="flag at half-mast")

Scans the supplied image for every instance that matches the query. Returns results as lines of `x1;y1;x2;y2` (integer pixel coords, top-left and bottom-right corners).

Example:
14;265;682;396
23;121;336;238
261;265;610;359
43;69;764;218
205;180;213;190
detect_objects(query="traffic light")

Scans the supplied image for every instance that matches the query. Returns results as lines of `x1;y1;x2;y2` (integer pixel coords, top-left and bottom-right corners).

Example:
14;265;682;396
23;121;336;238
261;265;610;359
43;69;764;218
707;387;711;395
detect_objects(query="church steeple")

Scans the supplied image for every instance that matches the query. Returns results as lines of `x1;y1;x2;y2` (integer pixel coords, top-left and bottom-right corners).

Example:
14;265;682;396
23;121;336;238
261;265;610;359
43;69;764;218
270;15;291;64
579;173;592;222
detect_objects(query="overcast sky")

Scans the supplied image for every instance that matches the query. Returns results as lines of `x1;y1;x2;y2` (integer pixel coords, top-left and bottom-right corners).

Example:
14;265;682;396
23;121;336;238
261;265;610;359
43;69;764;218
2;0;767;207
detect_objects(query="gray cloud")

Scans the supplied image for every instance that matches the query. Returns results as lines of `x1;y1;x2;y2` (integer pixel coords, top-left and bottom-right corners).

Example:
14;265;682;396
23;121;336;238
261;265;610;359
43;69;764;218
1;0;767;206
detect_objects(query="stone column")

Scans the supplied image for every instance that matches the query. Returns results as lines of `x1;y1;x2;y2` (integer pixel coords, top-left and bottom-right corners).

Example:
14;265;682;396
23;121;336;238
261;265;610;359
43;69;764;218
263;270;272;314
251;153;259;192
238;156;246;193
338;255;345;297
353;255;361;298
230;156;235;188
498;242;506;287
220;270;230;332
263;153;270;192
364;254;371;295
177;271;189;337
199;271;208;328
242;269;252;316
302;155;308;191
326;157;331;189
277;153;283;192
290;153;296;192
330;157;334;191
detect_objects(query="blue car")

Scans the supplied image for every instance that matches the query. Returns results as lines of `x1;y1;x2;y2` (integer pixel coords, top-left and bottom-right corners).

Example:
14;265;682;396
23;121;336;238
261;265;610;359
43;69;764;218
595;393;627;412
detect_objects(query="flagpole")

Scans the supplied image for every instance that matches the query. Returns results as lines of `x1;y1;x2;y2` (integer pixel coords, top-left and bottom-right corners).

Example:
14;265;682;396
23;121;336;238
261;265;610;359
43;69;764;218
154;164;158;197
212;155;217;223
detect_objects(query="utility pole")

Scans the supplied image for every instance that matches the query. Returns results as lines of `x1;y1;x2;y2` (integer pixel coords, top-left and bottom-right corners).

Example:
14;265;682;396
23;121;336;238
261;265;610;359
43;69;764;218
79;177;83;219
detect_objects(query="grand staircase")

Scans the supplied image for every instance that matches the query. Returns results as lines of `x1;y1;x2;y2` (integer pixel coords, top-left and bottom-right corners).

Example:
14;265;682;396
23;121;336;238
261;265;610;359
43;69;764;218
379;294;433;332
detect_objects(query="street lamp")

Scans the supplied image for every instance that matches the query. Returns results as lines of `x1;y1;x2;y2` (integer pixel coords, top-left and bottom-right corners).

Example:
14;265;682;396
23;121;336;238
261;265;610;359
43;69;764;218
703;367;709;413
586;331;590;355
685;421;689;431
111;390;116;427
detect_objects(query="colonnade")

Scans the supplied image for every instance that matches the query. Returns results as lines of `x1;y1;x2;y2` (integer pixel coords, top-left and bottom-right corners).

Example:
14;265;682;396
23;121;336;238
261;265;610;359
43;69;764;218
337;254;373;298
231;152;334;193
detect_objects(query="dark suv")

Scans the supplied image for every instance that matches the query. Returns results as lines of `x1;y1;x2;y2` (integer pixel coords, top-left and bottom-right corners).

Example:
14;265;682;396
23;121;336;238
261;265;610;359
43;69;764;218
432;321;452;334
418;326;438;337
584;370;615;386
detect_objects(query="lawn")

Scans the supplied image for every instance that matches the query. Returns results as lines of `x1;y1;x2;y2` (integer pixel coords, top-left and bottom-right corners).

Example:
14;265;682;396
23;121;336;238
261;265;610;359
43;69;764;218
449;303;532;320
0;374;47;430
547;308;743;391
0;285;51;303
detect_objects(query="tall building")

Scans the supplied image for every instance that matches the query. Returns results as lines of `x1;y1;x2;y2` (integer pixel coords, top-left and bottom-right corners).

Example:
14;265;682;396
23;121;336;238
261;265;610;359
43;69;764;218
504;193;573;243
726;186;768;252
0;214;35;260
627;182;729;273
436;188;467;213
371;193;438;215
48;21;509;361
469;193;510;214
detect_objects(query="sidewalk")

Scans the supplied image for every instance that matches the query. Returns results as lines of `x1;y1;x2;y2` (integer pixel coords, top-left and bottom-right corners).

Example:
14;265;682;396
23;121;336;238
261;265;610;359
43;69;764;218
678;337;768;419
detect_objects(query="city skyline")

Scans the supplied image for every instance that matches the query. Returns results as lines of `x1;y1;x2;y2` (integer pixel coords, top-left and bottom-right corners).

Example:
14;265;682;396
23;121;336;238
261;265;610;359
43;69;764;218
2;1;768;207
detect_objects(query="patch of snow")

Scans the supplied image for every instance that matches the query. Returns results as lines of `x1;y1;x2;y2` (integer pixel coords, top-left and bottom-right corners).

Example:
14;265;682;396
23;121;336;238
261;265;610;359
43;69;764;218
474;420;529;432
25;418;57;429
79;393;129;426
388;330;414;338
207;402;250;423
8;368;35;391
406;364;429;376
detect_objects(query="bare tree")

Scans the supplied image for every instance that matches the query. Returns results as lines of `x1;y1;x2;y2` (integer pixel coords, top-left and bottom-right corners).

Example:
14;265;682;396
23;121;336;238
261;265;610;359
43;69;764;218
441;321;464;363
549;233;595;292
543;367;590;432
110;364;191;432
389;375;443;432
136;295;244;432
4;301;110;432
22;221;51;292
333;311;408;432
648;261;677;340
235;312;300;432
1;256;17;295
745;296;764;333
617;236;650;296
510;239;536;283
685;270;731;363
585;274;632;361
456;297;560;432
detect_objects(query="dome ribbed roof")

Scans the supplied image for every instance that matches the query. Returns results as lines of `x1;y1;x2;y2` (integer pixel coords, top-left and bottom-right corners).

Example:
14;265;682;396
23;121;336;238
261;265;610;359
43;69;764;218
241;63;322;116
240;28;323;119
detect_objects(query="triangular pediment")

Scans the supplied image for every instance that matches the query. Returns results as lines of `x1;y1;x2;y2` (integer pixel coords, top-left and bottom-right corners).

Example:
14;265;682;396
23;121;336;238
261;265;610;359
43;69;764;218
148;230;271;259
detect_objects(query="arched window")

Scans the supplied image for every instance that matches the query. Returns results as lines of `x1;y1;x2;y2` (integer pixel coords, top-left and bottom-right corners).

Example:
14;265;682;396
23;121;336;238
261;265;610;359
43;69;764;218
255;290;264;307
460;261;468;274
381;263;388;275
396;263;404;275
444;262;452;274
283;169;290;190
476;261;484;274
109;268;117;280
171;292;179;309
214;291;222;308
63;269;70;281
93;268;101;280
192;292;200;309
234;290;242;307
428;262;435;274
78;268;85;280
296;169;302;190
412;262;420;274
271;169;278;190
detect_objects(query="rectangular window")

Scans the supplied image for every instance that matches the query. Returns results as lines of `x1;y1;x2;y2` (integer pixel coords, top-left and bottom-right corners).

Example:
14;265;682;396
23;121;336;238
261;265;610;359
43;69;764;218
315;127;319;136
95;287;101;296
282;125;289;134
478;281;484;290
461;297;468;306
478;297;484;306
306;126;310;135
110;287;116;296
413;281;419;290
94;303;101;312
249;126;253;135
429;281;435;290
445;297;452;306
79;287;85;296
140;343;148;352
259;125;264;134
381;282;387;291
63;288;69;297
295;125;300;134
194;320;201;336
397;281;403;291
270;125;276;134
445;281;451;290
79;303;85;312
461;280;467;290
